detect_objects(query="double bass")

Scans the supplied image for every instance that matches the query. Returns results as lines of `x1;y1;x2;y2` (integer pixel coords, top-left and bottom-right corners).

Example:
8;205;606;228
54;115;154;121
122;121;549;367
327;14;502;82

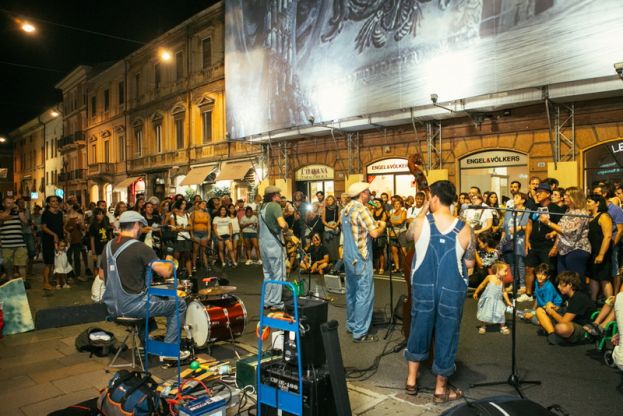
401;153;429;338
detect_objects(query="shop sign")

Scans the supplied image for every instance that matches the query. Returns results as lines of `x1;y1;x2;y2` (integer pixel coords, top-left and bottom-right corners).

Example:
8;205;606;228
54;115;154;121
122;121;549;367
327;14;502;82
295;165;334;181
460;151;527;168
366;158;408;174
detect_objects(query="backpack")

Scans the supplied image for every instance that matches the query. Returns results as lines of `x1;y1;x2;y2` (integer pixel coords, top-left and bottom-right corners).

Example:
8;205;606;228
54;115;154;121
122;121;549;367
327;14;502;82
75;327;117;357
98;370;164;416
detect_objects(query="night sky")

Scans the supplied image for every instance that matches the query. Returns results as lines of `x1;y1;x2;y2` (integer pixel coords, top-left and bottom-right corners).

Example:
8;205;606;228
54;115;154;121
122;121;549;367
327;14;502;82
0;0;219;135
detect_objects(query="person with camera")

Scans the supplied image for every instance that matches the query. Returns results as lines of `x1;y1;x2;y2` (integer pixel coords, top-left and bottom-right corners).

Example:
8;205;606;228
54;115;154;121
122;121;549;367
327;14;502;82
521;183;566;302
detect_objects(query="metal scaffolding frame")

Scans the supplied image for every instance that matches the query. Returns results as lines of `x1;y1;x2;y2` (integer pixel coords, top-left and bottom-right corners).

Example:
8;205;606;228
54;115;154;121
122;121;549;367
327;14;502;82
276;141;289;181
555;103;575;162
346;132;360;174
426;121;442;171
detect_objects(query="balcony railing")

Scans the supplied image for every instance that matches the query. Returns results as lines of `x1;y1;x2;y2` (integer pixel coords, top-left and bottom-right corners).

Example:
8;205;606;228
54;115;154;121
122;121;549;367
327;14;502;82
189;142;229;161
58;131;86;149
59;169;87;182
127;150;187;172
88;163;115;177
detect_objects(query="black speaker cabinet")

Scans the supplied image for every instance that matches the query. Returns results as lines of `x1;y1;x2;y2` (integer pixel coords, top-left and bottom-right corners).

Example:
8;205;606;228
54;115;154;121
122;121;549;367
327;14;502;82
260;362;336;416
284;297;328;369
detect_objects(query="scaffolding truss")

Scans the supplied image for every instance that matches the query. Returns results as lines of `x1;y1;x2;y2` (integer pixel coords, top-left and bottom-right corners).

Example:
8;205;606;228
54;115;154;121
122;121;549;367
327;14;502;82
426;121;442;171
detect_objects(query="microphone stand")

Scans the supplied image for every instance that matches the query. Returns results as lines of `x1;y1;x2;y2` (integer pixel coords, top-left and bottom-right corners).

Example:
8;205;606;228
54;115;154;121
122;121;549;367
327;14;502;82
379;203;406;341
469;203;589;397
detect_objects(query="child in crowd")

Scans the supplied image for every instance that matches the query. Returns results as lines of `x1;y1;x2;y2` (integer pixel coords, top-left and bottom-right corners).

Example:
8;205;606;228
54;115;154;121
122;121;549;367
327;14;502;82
54;240;72;289
537;271;594;345
469;231;499;288
473;261;513;335
521;263;563;325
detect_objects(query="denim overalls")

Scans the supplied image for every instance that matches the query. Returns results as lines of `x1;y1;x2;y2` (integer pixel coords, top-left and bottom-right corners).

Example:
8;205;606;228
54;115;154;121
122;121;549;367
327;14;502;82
342;203;375;339
405;214;467;377
259;203;286;308
102;239;185;344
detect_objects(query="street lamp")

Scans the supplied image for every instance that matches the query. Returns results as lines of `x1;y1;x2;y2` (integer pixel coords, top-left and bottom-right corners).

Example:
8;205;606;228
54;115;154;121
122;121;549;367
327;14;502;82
160;49;172;62
0;137;6;143
50;110;60;117
21;21;36;33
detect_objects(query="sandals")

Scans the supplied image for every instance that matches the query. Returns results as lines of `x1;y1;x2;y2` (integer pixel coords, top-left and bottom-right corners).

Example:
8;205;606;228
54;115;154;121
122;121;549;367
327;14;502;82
405;383;419;396
433;385;464;404
500;326;510;335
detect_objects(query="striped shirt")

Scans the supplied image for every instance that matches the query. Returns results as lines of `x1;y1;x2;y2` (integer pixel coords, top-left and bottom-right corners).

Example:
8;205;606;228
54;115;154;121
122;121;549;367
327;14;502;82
342;200;378;259
0;210;26;248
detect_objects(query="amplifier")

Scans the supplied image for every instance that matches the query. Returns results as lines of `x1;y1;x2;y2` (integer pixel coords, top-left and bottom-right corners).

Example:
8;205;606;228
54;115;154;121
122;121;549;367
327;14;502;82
259;362;335;416
284;297;328;368
235;352;279;390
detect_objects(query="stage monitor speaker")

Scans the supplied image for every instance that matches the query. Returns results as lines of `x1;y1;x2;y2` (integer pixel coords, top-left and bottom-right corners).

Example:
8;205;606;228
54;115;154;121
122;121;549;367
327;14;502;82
284;297;327;368
440;395;562;416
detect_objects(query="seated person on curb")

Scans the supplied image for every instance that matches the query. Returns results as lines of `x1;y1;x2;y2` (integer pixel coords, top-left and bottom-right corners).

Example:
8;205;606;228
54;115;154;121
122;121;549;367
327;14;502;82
300;232;330;275
101;211;188;359
584;284;623;336
536;271;594;345
469;231;499;288
522;263;563;324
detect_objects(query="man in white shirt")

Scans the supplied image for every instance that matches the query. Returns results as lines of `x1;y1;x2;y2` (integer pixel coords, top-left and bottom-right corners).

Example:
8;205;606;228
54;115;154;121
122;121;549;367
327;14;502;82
505;181;522;209
407;192;426;223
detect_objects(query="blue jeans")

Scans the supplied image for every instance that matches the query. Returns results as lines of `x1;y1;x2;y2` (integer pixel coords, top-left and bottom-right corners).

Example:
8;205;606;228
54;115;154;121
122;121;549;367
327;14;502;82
123;296;187;344
502;252;526;288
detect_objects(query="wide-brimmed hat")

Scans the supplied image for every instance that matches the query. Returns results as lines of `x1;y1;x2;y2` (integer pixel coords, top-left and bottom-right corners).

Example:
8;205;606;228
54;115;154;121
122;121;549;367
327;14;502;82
347;182;370;198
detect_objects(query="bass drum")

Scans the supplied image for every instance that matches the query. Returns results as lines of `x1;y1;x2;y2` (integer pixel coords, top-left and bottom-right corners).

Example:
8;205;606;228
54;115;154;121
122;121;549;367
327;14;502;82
185;295;247;347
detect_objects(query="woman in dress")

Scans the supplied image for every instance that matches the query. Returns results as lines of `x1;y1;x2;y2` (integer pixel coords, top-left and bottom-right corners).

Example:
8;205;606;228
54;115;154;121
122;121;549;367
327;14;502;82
586;194;614;301
389;197;408;272
321;195;340;263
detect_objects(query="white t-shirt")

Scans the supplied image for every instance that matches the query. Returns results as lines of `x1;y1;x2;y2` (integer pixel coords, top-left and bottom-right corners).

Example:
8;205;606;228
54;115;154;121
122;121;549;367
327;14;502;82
173;213;191;240
213;216;232;236
462;203;492;229
407;206;423;219
229;216;241;234
239;215;258;234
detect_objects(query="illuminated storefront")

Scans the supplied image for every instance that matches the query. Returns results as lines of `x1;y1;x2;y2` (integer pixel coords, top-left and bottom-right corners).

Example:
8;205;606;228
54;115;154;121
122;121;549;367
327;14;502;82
366;158;414;198
459;150;528;196
295;164;334;197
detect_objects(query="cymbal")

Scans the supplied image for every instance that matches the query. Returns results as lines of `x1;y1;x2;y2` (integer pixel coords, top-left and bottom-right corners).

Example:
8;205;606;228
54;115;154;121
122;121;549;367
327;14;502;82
198;286;237;296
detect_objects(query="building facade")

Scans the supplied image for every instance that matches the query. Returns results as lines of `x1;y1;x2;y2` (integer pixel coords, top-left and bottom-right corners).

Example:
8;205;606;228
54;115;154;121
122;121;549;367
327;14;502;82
10;117;46;206
85;61;127;206
55;65;90;205
43;106;63;201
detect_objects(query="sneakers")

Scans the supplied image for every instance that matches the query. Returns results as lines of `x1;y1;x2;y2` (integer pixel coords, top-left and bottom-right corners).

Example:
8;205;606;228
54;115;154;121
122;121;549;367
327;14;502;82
77;275;89;282
56;284;62;290
245;259;253;265
516;294;533;302
353;334;379;343
62;283;71;289
256;259;262;265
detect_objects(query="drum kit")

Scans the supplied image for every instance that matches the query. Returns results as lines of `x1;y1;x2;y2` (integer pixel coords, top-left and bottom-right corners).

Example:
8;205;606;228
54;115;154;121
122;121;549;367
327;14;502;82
163;277;247;350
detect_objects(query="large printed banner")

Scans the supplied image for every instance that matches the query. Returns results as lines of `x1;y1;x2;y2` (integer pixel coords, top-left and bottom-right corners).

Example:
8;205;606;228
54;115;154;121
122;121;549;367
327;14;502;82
225;0;623;139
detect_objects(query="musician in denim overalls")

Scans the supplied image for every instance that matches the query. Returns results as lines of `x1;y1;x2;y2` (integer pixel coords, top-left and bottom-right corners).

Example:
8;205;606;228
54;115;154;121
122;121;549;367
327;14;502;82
404;181;474;403
259;186;289;310
101;211;185;347
341;182;386;343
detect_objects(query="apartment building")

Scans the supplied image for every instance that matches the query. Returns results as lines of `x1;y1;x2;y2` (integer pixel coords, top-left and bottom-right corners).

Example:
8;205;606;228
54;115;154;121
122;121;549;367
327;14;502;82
54;65;90;205
85;60;128;205
10;117;45;206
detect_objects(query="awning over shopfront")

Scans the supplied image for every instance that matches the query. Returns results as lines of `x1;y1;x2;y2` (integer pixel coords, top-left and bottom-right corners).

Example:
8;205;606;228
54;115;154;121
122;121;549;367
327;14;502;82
113;176;142;191
180;165;218;186
216;160;254;181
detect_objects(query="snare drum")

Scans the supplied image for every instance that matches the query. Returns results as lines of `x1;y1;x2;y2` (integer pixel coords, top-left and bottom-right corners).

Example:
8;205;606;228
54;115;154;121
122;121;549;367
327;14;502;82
185;295;247;347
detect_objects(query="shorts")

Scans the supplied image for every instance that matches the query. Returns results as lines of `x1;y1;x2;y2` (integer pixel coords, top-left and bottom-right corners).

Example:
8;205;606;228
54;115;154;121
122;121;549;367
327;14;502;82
174;239;193;253
219;234;230;241
243;232;257;240
2;247;28;267
566;322;587;344
525;247;553;268
192;231;209;240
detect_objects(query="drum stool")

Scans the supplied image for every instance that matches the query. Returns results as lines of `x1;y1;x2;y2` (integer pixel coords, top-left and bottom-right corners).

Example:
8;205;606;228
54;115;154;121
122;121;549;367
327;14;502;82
107;317;145;372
